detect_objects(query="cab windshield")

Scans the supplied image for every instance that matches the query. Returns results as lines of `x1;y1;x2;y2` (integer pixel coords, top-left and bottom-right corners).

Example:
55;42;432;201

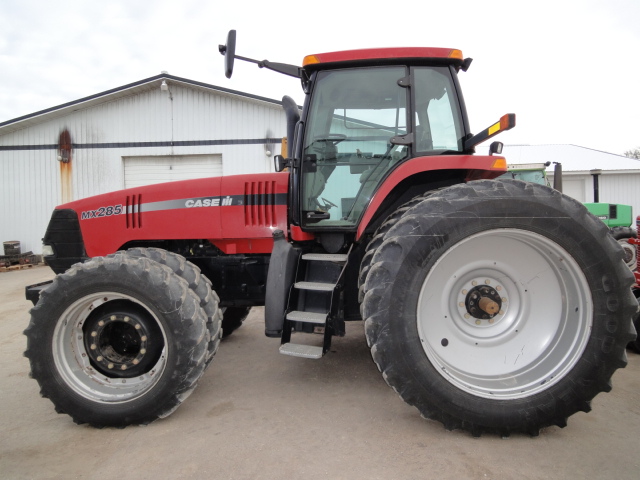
301;65;463;228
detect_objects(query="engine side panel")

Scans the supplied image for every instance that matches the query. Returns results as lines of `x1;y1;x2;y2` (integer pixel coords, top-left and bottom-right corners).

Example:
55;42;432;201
57;173;290;257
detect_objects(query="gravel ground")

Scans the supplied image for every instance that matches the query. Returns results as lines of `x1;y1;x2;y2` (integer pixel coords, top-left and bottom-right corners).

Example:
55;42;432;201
1;265;639;479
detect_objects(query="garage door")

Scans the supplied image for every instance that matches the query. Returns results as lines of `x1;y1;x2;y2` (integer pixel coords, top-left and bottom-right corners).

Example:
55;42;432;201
123;155;222;188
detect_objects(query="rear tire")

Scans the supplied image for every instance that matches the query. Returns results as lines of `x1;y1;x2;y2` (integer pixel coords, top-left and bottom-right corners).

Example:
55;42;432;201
357;193;433;303
360;179;636;436
24;254;209;427
221;307;251;338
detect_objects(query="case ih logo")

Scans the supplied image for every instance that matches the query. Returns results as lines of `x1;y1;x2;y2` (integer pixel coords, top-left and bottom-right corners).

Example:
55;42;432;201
185;196;234;208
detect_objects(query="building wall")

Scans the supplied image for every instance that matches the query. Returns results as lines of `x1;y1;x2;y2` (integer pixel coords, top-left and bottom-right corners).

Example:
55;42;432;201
0;84;287;254
548;171;640;223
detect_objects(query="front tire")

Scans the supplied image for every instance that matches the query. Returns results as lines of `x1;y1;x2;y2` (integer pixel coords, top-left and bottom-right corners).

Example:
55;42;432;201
361;179;636;436
124;247;222;365
221;307;251;338
24;254;209;427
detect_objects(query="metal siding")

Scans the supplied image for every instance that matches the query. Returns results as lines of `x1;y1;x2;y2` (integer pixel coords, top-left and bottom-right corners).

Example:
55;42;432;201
0;83;286;254
599;173;640;219
547;171;640;220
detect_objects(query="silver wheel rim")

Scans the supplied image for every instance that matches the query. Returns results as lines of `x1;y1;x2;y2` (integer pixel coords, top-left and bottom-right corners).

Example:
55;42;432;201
52;292;167;403
417;228;592;400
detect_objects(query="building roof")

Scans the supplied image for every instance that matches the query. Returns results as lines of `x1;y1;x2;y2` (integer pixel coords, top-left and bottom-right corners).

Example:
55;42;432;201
0;74;284;135
477;144;640;174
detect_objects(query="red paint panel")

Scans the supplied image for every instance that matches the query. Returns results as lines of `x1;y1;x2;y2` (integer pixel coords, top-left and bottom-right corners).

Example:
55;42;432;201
356;155;506;239
290;225;315;241
216;173;289;254
59;173;290;257
305;47;461;66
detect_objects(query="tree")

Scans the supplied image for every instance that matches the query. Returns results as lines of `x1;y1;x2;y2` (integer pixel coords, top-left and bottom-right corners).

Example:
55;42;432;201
624;147;640;159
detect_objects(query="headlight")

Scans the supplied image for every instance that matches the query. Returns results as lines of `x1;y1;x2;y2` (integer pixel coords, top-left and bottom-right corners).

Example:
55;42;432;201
42;244;54;256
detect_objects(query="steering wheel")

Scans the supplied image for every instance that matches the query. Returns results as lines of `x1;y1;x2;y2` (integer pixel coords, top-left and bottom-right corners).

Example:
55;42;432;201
321;197;338;209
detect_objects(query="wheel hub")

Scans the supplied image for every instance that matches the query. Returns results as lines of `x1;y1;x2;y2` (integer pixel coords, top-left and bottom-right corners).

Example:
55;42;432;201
82;303;163;378
457;278;507;326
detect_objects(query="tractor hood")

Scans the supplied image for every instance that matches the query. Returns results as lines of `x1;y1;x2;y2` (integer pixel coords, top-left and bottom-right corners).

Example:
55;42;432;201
56;172;290;257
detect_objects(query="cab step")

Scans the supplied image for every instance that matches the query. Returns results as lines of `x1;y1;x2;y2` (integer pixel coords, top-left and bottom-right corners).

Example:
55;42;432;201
294;281;335;292
279;246;352;360
286;310;327;324
301;253;348;263
279;343;324;359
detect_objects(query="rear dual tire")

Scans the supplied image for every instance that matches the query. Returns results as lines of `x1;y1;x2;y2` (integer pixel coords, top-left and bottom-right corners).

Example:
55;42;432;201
360;179;636;436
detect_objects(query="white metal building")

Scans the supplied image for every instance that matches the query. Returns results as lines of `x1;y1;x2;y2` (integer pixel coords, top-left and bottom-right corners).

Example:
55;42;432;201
487;144;640;219
0;74;288;255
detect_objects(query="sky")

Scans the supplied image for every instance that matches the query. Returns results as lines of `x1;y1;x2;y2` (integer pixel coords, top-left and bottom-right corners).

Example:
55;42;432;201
0;0;638;155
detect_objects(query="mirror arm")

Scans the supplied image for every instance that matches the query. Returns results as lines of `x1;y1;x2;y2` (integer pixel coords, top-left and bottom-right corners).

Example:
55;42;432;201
464;114;516;151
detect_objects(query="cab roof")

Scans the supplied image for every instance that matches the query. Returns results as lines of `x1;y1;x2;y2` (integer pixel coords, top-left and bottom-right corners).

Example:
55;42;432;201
303;47;464;69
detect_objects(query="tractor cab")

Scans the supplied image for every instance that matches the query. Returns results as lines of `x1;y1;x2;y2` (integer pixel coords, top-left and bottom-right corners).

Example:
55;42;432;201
296;53;467;230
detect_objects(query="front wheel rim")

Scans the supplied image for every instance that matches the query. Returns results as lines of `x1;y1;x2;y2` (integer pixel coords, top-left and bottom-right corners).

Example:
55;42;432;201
52;292;168;403
417;228;592;400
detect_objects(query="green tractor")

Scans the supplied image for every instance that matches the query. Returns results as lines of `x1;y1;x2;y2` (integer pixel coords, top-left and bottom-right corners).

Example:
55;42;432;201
500;162;637;270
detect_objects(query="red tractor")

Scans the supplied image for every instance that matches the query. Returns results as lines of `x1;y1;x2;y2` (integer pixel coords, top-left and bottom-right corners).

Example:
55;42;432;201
24;31;636;436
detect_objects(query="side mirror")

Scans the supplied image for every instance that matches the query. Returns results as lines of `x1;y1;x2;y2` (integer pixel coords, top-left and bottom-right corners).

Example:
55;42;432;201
488;141;503;155
274;155;289;172
218;30;236;79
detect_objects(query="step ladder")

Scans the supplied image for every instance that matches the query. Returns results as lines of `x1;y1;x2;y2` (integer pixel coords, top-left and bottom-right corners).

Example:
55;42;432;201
279;252;349;359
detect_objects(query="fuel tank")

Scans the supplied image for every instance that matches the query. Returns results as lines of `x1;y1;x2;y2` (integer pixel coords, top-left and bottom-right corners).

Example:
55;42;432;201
57;172;290;257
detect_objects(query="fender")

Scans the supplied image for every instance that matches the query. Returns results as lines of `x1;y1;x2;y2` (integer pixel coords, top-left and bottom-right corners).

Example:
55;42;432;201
59;172;290;257
356;155;506;240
